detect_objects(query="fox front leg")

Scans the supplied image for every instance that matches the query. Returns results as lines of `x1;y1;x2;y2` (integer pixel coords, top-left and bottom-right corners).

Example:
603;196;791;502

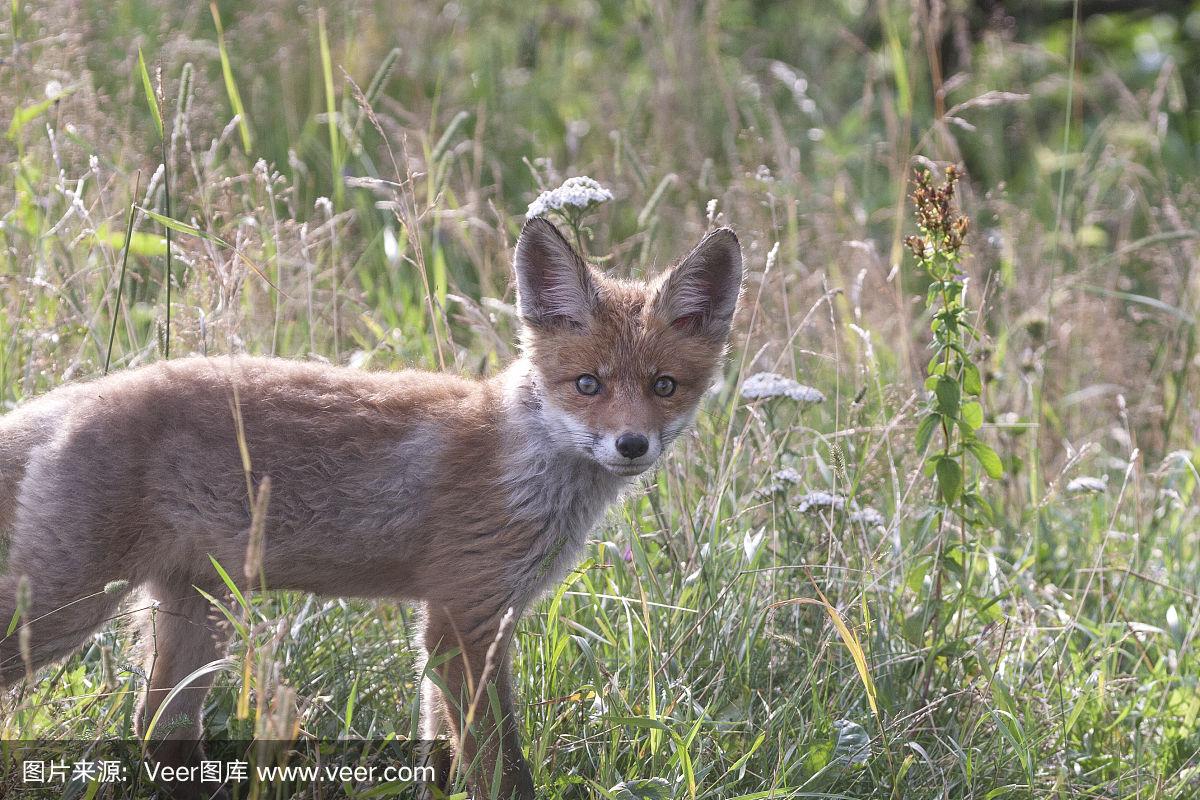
421;604;534;799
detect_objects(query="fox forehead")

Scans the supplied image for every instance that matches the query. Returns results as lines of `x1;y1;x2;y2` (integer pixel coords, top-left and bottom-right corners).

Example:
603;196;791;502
529;281;721;385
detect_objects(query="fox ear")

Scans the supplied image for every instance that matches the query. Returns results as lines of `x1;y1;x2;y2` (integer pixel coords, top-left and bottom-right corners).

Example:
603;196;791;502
652;227;743;340
514;218;597;329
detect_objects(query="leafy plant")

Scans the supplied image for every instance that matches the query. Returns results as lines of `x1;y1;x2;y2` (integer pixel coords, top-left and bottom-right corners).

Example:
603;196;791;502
907;166;1001;517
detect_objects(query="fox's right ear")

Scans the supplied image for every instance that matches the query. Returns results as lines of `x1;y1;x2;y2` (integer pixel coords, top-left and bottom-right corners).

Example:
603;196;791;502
514;218;597;329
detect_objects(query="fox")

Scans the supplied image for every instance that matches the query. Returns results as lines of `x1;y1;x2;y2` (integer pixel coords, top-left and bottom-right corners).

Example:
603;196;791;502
0;217;743;799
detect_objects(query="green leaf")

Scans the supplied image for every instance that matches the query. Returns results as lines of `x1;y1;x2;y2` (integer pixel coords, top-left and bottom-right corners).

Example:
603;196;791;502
317;7;340;202
905;558;931;593
602;716;670;731
93;224;167;257
935;376;960;417
191;585;247;638
343;675;359;736
137;48;163;139
963;491;996;523
431;109;470;165
915;413;939;454
138;207;229;246
901;609;927;646
963;362;982;395
638;173;676;229
207;554;248;611
936;457;963;504
7;88;75;139
610;777;672;800
967;441;1004;479
211;3;253;151
961;401;984;430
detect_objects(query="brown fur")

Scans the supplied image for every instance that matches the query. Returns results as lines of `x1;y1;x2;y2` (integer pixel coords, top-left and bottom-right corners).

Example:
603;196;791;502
0;219;742;799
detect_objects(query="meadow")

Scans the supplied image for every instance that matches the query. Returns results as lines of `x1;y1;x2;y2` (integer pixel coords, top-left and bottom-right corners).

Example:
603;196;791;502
1;1;1198;798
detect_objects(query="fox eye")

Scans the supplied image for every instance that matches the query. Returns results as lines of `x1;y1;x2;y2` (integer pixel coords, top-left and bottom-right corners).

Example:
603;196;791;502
576;374;602;396
652;376;677;397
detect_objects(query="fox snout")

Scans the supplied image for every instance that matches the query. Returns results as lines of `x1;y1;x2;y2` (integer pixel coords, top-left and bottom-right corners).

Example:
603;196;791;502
615;433;649;459
596;429;661;476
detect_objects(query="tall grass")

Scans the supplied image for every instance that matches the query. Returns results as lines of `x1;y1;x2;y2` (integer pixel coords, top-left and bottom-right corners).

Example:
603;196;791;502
1;1;1198;798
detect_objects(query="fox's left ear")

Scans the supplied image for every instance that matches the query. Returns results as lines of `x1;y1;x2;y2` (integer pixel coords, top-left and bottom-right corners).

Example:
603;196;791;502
652;227;744;340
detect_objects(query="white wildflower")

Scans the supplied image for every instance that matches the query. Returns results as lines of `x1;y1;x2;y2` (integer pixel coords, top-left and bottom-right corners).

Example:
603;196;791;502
849;507;885;527
795;491;884;525
1067;476;1108;494
525;176;612;220
45;80;64;100
705;198;719;224
755;467;803;498
741;372;825;404
797;491;845;513
773;467;802;485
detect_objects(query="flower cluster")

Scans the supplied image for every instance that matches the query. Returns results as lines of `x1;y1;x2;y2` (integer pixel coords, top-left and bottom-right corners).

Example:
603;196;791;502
795;492;885;527
740;372;825;404
797;491;845;513
848;506;885;527
904;165;970;260
755;467;803;498
1067;476;1108;494
525;176;613;221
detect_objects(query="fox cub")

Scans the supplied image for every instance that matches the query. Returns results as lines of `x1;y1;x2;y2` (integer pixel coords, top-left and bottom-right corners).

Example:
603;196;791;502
0;218;742;798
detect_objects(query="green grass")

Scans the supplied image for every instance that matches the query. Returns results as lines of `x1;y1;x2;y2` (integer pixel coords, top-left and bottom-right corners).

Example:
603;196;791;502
2;1;1199;798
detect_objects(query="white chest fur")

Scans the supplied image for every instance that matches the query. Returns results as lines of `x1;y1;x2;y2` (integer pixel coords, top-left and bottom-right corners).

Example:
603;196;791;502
499;440;625;600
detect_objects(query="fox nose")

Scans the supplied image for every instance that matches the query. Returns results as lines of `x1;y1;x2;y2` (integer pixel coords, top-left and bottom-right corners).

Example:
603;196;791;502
615;433;649;460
